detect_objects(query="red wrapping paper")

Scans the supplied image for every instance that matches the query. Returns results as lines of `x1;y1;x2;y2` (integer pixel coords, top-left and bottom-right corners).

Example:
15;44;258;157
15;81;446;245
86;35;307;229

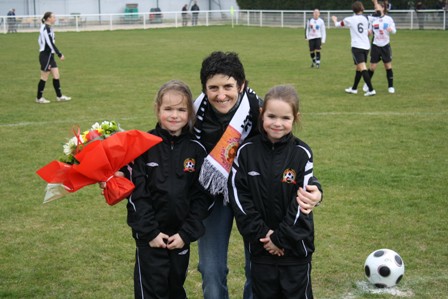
36;130;162;205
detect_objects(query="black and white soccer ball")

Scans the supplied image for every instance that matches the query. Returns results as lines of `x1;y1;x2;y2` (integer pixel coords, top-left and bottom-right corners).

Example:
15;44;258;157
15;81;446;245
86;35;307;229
364;248;405;288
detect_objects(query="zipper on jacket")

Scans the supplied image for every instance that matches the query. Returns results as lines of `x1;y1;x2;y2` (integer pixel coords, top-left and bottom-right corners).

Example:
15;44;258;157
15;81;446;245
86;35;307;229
169;140;175;215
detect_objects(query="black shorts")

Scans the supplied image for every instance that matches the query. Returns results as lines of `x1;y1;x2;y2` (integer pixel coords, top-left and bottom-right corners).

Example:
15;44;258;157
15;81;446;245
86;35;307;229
351;47;369;65
39;52;57;72
370;44;392;63
308;38;322;52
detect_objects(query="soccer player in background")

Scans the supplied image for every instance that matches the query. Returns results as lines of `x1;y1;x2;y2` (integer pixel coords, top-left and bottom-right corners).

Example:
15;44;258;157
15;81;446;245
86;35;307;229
305;9;326;68
36;12;71;104
332;1;376;97
363;0;397;94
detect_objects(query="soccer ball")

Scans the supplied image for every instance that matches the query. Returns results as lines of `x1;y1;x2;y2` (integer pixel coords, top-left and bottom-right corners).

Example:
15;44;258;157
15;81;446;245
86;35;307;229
364;248;405;288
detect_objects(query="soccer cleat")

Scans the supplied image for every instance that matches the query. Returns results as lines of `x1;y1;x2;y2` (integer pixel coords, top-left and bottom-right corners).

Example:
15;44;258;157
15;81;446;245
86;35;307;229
345;87;358;94
310;62;315;68
388;87;395;94
364;90;376;97
363;83;369;92
315;63;320;69
57;95;72;101
36;97;50;104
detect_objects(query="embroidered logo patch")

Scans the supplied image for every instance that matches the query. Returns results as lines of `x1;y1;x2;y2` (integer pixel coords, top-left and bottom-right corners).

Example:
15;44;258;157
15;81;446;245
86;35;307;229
281;168;297;184
224;140;239;163
248;171;260;176
146;162;159;167
183;158;196;172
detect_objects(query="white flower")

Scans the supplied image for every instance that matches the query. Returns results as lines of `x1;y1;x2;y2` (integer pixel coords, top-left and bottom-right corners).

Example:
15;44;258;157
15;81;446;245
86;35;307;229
91;122;101;130
63;136;78;156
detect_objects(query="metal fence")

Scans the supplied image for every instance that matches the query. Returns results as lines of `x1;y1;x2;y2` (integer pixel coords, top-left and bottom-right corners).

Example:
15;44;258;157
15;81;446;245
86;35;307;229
1;9;446;34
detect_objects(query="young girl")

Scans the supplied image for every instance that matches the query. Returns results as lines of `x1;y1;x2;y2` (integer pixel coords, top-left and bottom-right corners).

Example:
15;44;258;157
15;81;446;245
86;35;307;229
36;12;71;104
228;85;318;299
128;80;212;298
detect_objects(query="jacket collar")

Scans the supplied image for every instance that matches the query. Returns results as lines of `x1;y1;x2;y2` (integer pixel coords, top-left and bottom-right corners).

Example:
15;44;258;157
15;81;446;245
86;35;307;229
153;123;190;143
260;130;294;149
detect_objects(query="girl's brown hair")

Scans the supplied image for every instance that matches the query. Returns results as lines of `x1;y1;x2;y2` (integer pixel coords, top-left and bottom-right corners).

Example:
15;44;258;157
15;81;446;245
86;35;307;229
154;80;195;131
261;85;301;128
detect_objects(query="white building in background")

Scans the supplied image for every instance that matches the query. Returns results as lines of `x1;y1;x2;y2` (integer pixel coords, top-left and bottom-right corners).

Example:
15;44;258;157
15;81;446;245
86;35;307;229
1;0;238;17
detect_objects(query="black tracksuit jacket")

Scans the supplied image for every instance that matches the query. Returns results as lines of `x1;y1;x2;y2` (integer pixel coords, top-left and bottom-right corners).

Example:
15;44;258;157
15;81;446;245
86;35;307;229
127;125;213;247
228;132;319;265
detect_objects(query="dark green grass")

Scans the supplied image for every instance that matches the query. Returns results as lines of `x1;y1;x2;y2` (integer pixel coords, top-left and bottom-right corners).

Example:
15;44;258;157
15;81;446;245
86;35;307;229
0;26;447;298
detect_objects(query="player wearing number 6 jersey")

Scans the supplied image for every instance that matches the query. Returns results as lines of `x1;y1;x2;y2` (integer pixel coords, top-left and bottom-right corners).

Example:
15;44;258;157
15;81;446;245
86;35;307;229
364;0;397;94
332;1;376;97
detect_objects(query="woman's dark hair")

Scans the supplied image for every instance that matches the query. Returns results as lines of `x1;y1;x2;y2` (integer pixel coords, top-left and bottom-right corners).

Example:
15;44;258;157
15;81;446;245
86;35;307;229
200;51;246;92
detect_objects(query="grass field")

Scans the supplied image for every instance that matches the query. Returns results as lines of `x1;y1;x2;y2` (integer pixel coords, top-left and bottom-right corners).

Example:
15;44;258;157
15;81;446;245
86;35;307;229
1;26;447;298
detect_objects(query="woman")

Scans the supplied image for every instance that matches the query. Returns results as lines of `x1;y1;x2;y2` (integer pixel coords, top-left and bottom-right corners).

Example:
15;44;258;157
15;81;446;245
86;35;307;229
36;12;71;104
364;0;397;94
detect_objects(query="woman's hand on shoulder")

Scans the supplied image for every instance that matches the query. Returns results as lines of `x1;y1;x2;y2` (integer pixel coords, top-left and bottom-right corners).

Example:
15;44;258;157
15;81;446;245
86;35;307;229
297;185;322;214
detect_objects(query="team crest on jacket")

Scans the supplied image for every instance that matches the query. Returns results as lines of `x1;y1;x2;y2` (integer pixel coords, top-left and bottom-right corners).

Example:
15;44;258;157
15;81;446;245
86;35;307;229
281;168;297;184
183;158;196;172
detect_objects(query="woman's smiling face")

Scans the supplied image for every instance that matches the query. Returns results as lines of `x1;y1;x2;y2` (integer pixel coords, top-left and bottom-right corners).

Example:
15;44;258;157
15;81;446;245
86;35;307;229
204;74;243;114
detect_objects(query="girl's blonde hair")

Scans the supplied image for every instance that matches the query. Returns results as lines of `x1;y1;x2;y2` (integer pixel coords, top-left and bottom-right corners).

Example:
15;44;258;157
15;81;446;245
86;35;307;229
154;80;195;131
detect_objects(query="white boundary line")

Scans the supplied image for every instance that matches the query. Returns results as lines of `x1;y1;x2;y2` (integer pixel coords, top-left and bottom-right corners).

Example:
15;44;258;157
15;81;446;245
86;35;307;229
0;116;140;128
310;112;448;116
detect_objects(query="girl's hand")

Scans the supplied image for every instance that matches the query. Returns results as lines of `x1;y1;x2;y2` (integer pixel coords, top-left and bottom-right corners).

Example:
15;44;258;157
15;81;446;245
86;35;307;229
149;232;169;248
260;230;284;256
167;233;185;250
99;171;124;194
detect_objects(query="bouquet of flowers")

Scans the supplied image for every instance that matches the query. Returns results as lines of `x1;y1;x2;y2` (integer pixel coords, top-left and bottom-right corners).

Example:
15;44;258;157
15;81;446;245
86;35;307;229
60;121;123;164
36;121;162;205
